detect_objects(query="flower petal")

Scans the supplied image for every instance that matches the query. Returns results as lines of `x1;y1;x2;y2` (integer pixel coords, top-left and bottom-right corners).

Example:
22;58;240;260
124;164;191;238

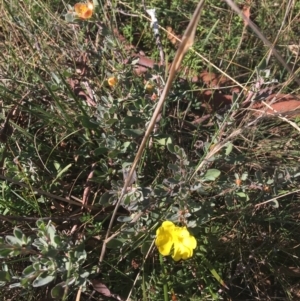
155;221;175;256
171;227;197;261
74;2;93;19
82;9;93;19
156;237;173;256
172;241;193;261
74;3;86;14
183;235;197;250
160;221;176;232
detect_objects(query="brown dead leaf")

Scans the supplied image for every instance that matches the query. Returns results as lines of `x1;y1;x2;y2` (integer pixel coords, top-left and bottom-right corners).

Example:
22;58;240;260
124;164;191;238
91;279;112;297
242;2;251;27
166;26;180;46
253;94;300;117
288;44;300;57
91;279;125;300
198;71;231;88
198;90;232;112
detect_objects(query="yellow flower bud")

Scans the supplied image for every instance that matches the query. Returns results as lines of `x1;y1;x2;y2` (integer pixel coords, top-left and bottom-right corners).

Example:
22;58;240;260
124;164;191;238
107;76;118;87
145;82;154;92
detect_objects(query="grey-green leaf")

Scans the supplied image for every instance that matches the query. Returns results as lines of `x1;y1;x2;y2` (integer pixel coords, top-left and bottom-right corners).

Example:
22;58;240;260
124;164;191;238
122;129;144;137
22;265;36;277
203;169;221;181
51;283;65;298
13;228;23;241
0;271;11;282
32;274;56;287
5;235;22;246
106;238;124;249
225;142;233;156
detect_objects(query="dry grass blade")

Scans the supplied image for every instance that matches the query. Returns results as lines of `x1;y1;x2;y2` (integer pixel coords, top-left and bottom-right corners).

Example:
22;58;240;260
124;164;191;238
255;189;300;208
224;0;300;86
99;0;206;263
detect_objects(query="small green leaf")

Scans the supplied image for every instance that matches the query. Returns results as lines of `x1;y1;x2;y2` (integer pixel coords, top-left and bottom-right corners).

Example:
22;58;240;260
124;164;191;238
13;228;23;241
9;282;21;288
32;273;56;287
54;235;62;246
94;147;109;155
51;283;65;298
11;250;21;257
167;143;175;154
53;164;72;183
0;271;11;282
20;277;31;288
22;265;36;277
53;161;61;172
99;191;115;205
225;142;233;156
78;116;99;129
236;192;247;198
123;116;145;125
108;149;120;158
168;164;180;173
155;136;172;146
203;169;221;181
106;238;124;249
241;172;248;181
74;245;87;262
106;118;118;125
0;248;13;258
5;235;22;246
51;72;61;85
141;241;152;255
33;262;41;271
122;129;144;138
33;238;48;250
40;258;52;266
80;271;89;279
45;222;57;247
65;12;75;23
44;249;59;258
117;216;132;223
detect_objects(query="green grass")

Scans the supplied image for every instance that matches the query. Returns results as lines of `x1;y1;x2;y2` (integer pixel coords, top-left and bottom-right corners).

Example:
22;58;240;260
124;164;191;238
0;0;300;300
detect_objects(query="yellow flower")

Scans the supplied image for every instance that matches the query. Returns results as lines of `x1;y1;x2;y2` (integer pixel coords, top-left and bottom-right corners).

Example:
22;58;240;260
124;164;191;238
155;221;197;261
145;82;154;92
107;76;118;87
74;1;94;19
